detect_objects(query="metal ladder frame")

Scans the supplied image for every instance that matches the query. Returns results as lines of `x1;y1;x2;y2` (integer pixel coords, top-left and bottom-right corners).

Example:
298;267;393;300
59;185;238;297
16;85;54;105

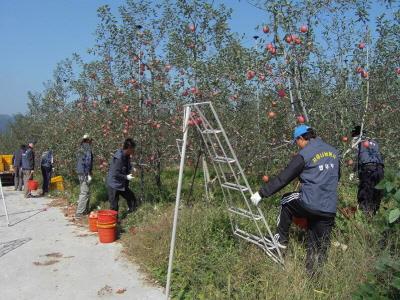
165;102;283;299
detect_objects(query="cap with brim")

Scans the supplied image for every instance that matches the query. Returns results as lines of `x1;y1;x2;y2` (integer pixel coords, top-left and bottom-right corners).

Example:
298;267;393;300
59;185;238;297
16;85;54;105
82;134;90;140
292;125;311;144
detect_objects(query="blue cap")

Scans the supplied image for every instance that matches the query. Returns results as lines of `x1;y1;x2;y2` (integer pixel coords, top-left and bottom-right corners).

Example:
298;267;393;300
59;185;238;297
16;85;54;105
292;124;311;143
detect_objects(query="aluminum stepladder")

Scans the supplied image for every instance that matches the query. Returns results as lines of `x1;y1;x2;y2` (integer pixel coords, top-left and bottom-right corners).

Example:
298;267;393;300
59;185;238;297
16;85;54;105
166;102;283;299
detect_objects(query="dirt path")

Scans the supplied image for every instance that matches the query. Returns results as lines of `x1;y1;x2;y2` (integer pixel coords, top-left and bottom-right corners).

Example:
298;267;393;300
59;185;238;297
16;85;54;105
0;187;164;300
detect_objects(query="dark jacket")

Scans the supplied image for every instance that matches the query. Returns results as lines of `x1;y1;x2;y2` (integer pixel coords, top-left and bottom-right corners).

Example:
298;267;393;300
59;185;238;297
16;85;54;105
107;149;132;191
357;138;384;171
41;150;53;168
13;148;24;168
76;143;93;175
21;147;35;170
259;138;339;214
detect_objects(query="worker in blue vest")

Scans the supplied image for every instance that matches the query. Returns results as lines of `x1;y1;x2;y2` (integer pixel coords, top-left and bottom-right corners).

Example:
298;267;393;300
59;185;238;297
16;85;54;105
251;125;340;276
351;125;384;216
106;138;138;213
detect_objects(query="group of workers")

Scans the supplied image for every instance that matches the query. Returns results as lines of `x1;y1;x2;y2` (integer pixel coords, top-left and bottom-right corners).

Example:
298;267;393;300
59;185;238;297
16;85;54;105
12;141;54;198
251;124;384;276
11;123;384;275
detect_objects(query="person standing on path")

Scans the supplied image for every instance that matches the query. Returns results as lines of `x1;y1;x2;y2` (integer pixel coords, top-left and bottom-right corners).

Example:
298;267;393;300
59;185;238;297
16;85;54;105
75;134;93;218
12;144;26;191
351;125;384;216
40;149;54;195
21;142;35;198
107;138;138;213
250;125;340;276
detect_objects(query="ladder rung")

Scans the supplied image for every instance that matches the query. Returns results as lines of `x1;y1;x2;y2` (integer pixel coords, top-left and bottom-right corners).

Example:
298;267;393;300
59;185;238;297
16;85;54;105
221;182;249;192
228;207;262;220
202;129;222;134
213;156;236;163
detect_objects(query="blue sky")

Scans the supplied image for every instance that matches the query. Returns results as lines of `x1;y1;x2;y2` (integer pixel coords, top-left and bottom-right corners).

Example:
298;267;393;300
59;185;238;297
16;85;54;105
0;1;390;115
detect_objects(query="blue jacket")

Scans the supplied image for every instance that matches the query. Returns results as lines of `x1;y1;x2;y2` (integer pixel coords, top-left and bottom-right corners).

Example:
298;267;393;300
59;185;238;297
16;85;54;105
106;149;132;191
357;138;384;168
298;138;339;214
76;143;93;175
21;147;35;170
13;148;24;168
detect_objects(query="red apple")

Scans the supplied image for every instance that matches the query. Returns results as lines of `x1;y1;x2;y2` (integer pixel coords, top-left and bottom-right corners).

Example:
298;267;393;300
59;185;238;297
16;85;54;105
285;35;293;44
361;70;369;79
246;70;256;80
358;42;365;49
270;47;276;55
341;136;349;142
266;43;274;51
277;89;286;98
297;115;305;123
262;175;270;183
262;25;270;33
300;25;308;33
188;24;195;32
396;67;400;75
362;140;370;148
195;118;203;125
267;111;277;119
347;159;354;166
294;37;302;45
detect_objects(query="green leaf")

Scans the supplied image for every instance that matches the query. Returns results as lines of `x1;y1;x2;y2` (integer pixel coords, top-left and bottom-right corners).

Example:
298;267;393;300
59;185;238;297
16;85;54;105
375;180;386;190
385;182;395;193
394;189;400;202
388;208;400;224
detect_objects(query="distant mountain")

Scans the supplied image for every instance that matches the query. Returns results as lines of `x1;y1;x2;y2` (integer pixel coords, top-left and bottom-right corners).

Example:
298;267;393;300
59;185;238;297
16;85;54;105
0;115;13;132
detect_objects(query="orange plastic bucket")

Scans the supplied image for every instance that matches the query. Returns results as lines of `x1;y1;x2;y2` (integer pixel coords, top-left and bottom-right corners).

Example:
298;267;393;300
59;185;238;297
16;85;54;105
97;210;118;224
293;217;308;230
97;223;117;243
88;216;98;232
28;180;39;191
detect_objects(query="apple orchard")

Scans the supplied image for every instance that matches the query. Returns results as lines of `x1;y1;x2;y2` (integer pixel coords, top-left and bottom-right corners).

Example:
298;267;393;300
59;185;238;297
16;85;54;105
0;0;399;191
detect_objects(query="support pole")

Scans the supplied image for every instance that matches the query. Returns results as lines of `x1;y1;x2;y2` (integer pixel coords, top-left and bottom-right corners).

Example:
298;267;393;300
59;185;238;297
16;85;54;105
0;178;10;226
165;106;191;299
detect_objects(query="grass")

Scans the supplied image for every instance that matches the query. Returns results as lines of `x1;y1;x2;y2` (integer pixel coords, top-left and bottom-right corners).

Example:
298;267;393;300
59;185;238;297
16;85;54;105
55;166;396;299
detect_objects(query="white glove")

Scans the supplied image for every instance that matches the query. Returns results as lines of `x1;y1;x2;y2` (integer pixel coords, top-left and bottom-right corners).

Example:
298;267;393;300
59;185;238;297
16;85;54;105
250;192;262;206
126;174;134;181
87;175;92;183
349;173;355;181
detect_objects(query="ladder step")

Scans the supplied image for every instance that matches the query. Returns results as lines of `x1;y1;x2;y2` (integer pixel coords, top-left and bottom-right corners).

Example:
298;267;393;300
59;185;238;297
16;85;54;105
202;129;222;134
213;156;236;163
221;182;249;192
228;207;262;220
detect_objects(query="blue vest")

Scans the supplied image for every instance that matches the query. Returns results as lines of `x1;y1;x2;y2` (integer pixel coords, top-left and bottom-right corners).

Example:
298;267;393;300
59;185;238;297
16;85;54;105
76;143;93;175
21;148;34;170
358;139;383;166
298;138;339;214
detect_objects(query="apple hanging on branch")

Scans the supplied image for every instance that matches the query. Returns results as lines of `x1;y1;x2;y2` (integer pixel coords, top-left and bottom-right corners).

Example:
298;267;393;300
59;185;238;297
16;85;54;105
297;115;305;123
300;25;308;33
262;25;270;33
358;42;366;49
246;70;256;80
262;175;270;183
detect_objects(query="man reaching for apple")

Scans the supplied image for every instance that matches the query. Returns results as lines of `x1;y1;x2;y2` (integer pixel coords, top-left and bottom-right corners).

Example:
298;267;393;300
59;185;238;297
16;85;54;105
250;125;340;277
350;125;384;216
106;138;138;213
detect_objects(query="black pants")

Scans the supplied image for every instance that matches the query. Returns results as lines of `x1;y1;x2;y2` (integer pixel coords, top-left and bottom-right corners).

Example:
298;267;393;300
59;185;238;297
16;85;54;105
277;192;335;276
358;164;384;215
107;185;137;212
41;166;52;194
